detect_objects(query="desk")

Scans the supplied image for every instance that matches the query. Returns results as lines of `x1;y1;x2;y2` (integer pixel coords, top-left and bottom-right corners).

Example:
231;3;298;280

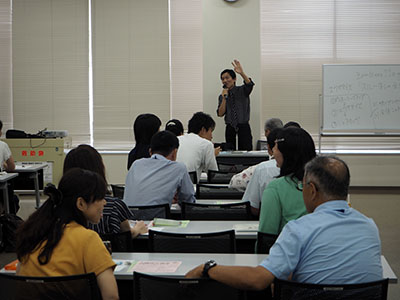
217;151;269;166
112;253;397;283
13;164;47;208
140;220;258;240
132;220;258;253
0;173;18;213
171;200;246;214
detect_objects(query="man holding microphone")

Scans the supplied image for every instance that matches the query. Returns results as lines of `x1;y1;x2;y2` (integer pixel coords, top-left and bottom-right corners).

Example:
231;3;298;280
217;60;254;151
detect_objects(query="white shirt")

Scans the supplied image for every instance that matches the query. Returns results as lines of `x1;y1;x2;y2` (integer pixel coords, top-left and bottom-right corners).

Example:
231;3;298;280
242;159;280;209
0;141;12;171
176;133;218;182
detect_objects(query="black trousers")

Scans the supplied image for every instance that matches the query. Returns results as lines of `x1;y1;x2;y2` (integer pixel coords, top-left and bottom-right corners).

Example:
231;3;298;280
225;123;253;151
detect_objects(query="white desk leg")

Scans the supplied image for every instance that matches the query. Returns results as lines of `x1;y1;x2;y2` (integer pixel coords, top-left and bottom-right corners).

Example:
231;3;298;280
1;183;10;214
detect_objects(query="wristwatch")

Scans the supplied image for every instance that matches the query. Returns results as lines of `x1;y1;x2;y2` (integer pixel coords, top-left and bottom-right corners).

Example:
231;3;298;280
202;260;217;277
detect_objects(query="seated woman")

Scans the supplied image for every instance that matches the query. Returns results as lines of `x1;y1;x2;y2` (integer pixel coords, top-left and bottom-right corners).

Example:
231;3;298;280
64;144;147;237
16;168;119;300
259;127;316;235
165;119;184;136
127;113;161;170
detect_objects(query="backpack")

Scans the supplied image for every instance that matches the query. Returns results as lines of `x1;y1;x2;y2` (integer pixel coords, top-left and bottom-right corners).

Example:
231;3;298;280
0;214;24;252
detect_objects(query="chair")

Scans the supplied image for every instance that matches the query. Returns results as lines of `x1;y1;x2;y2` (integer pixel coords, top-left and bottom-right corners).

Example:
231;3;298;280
148;229;236;253
195;183;244;199
0;272;101;300
129;203;171;220
274;278;389;300
133;272;246;300
256;231;278;254
256;139;268;150
181;201;252;220
188;171;198;184
111;184;125;198
207;169;237;184
100;230;133;252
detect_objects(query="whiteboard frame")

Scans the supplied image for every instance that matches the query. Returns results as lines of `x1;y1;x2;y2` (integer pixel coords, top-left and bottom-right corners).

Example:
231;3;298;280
319;64;400;153
321;64;400;135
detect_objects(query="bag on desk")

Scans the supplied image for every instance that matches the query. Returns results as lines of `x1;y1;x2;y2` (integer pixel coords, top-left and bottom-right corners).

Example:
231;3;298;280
0;214;23;252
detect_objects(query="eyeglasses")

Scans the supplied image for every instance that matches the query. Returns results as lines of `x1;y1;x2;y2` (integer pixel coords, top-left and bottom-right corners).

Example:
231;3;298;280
275;138;285;143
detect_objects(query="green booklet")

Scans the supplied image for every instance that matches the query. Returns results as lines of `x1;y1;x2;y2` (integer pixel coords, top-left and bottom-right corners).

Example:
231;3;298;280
153;218;190;228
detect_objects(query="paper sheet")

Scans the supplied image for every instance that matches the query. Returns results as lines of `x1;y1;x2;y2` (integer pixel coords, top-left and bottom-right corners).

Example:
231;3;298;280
132;261;182;273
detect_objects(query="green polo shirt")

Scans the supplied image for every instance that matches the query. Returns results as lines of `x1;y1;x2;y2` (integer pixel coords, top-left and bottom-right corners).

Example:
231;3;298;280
259;175;307;235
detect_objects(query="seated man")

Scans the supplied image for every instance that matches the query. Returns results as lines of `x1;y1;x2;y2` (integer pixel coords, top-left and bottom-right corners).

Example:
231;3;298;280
241;128;282;216
176;112;218;183
123;130;196;210
229;118;284;191
187;156;382;288
0;120;15;172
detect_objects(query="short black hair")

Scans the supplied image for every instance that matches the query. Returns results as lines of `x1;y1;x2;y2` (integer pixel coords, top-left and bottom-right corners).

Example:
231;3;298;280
165;119;184;136
150;131;179;157
220;69;236;80
0;120;3;131
188;112;215;134
304;156;350;199
276;127;316;181
134;114;161;145
283;121;301;128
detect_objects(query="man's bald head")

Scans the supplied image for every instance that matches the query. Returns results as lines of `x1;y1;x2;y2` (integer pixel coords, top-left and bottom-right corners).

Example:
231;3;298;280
304;156;350;200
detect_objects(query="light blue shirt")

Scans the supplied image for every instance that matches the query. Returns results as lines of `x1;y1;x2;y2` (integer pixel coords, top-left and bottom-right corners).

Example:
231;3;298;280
123;154;196;207
260;200;382;284
242;159;280;209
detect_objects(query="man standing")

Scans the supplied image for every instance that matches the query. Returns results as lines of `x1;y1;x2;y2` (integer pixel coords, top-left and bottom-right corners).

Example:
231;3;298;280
187;156;382;289
217;60;254;151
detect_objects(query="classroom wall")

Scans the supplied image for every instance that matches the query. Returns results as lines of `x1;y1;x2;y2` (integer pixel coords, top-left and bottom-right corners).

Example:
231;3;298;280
202;0;261;147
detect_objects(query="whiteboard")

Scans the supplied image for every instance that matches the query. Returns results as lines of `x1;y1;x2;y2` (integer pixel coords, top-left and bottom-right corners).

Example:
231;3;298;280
322;64;400;133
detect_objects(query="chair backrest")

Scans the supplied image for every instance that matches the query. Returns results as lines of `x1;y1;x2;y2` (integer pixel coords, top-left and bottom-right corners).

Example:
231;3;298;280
195;183;244;199
111;184;125;199
133;272;246;300
274;278;389;300
207;170;237;184
129;203;171;220
188;171;198;184
148;229;236;253
0;272;101;300
181;201;252;220
256;231;278;254
100;230;133;252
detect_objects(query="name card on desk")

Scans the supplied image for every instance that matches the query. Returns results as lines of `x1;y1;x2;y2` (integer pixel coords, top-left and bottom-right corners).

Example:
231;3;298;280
233;224;259;232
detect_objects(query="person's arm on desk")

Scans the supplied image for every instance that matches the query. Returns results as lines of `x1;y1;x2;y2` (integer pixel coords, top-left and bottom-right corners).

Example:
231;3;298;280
2;155;15;172
120;220;147;238
97;268;119;300
186;264;274;291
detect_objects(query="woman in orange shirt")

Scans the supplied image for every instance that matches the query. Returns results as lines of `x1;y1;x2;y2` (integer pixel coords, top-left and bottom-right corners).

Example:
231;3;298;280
16;168;119;300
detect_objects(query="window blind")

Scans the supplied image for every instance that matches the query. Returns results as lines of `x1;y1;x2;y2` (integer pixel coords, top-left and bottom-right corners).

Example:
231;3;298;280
12;0;90;145
92;0;170;150
0;0;12;129
170;0;203;130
